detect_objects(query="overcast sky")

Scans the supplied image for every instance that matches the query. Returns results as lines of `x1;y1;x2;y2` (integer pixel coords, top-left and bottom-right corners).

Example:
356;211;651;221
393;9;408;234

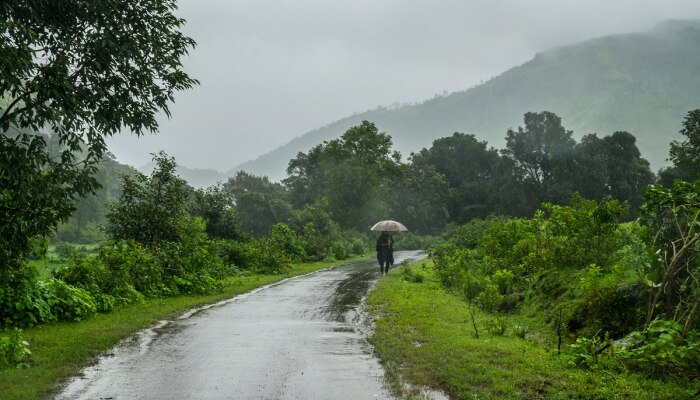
106;0;700;172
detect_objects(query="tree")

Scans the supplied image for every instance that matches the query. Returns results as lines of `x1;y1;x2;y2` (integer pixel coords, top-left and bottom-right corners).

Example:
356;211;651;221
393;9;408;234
1;1;196;275
284;121;401;230
574;131;654;211
669;109;700;182
391;161;449;234
222;171;290;237
190;186;244;241
106;152;191;248
409;133;500;224
502;111;576;208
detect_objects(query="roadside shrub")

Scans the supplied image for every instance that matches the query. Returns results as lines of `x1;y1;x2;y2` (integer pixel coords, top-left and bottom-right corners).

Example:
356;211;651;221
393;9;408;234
54;253;133;311
394;232;440;250
99;240;162;296
216;240;258;270
253;238;293;274
269;223;305;262
54;253;107;292
0;328;31;369
443;217;507;249
330;239;352;260
400;262;427;283
288;202;343;260
350;238;367;255
41;279;96;322
0;264;53;327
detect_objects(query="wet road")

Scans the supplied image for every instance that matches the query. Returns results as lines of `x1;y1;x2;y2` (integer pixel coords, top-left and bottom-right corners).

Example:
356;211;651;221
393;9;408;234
57;251;425;400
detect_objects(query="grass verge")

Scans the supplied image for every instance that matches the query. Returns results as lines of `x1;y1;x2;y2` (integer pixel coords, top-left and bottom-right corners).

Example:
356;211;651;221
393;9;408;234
0;256;366;400
366;260;699;400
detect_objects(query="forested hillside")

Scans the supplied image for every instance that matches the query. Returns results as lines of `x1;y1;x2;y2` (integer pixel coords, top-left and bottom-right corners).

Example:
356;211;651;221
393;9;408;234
235;19;700;181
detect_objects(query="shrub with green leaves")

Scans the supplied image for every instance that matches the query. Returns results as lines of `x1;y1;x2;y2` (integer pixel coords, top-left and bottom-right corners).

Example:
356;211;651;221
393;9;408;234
41;279;96;322
430;196;645;337
616;319;700;379
269;223;305;262
0;328;31;369
400;262;427;283
484;318;508;336
0;263;53;327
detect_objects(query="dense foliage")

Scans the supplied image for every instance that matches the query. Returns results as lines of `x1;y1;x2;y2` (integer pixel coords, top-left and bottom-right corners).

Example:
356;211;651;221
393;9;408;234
425;110;700;381
0;0;197;328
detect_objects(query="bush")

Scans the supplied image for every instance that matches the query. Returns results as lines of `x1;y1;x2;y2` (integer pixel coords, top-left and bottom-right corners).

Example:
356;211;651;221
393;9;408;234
568;335;616;371
0;328;31;369
254;237;293;274
54;242;74;260
513;324;528;339
400;262;427;283
216;240;258;270
616;319;700;379
330;239;352;260
269;223;305;262
394;232;440;250
350;238;367;255
484;318;508;336
41;279;96;322
0;264;53;327
99;240;163;296
443;217;507;249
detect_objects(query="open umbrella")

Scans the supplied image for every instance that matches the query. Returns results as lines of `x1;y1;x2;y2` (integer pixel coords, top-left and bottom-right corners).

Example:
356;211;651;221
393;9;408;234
370;220;408;232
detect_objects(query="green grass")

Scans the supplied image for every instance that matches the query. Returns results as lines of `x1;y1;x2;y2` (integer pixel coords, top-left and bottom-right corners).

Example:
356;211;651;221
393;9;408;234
366;261;699;400
0;255;366;400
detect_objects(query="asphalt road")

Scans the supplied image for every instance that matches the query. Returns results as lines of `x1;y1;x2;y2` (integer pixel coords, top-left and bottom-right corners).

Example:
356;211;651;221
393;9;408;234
56;251;426;400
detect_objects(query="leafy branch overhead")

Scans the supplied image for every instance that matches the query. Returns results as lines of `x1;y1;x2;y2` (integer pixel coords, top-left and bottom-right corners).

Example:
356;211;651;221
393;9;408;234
0;1;197;298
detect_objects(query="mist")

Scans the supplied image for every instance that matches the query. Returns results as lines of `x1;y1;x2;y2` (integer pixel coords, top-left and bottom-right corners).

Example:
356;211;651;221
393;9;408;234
106;0;700;172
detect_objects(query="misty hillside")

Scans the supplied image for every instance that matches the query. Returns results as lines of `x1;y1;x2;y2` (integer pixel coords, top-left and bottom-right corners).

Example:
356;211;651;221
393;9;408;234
138;162;227;188
233;19;700;182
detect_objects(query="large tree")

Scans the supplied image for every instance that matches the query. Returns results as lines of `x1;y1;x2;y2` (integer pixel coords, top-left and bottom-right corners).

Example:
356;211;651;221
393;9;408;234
106;152;191;248
1;1;196;272
223;171;290;237
409;133;500;224
574;131;654;211
284;121;401;230
502;111;576;208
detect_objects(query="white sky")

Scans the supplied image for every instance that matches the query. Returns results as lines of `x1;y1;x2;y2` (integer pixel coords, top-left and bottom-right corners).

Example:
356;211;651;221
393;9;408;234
106;0;700;172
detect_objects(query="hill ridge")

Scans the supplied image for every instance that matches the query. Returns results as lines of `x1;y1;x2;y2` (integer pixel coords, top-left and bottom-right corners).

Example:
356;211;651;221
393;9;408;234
232;19;700;182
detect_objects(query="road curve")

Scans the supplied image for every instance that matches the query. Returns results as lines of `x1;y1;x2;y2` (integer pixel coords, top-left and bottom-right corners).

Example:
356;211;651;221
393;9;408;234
57;251;426;400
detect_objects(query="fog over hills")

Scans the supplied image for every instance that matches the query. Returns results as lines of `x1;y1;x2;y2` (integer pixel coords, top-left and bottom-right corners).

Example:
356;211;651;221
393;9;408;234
231;20;700;183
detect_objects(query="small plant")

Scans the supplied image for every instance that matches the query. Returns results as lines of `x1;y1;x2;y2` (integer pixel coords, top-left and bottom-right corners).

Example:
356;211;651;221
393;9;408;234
400;261;426;283
0;328;31;369
484;318;508;336
567;331;617;371
513;324;527;339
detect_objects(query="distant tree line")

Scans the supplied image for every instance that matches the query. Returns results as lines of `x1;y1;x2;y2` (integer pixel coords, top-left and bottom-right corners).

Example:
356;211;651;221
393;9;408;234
217;111;654;237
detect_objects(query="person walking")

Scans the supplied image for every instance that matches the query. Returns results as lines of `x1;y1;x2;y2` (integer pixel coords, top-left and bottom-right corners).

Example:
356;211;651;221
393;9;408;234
376;231;394;275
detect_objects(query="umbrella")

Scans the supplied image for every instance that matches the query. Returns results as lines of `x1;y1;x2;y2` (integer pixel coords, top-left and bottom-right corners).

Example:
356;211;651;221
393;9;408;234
370;220;408;232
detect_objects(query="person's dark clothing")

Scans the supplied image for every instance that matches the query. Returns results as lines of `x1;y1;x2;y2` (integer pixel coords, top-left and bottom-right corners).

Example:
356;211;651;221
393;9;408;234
376;232;394;274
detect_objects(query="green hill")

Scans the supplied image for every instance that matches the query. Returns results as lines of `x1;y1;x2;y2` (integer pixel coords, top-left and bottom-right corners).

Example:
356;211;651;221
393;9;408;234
233;20;700;182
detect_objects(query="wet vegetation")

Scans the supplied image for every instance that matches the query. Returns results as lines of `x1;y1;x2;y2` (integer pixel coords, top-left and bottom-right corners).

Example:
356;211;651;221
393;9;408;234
1;4;699;397
367;260;698;399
